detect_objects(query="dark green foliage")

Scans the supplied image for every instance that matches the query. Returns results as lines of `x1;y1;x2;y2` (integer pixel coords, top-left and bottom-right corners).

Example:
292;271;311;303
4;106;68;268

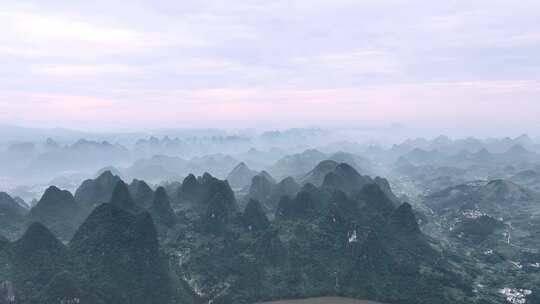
302;160;339;186
242;199;270;232
0;235;9;250
177;173;237;210
75;171;121;207
29;271;103;304
249;229;286;265
0;192;26;217
276;191;317;220
7;223;69;303
0;192;27;238
266;177;301;212
425;179;533;214
275;183;329;221
168;171;471;304
204;192;234;235
275;177;300;197
199;174;237;211
340;230;396;289
128;179;155;208
109;181;143;214
149;187;177;228
1;161;478;304
29;186;82;240
247;174;275;203
177;174;201;203
388;203;420;234
322;163;373;194
70;204;175;304
452;215;505;243
356;184;395;219
244;175;301;214
373;176;400;205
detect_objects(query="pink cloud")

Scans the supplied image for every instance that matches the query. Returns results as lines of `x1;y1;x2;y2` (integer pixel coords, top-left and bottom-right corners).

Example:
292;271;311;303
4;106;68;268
1;80;539;130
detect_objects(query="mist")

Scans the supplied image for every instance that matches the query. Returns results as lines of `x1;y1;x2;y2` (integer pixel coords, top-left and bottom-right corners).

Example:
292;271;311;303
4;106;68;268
2;1;540;304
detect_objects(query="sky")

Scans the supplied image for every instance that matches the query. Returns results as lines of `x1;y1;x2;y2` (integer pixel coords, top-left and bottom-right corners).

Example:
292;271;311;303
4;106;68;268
0;0;539;133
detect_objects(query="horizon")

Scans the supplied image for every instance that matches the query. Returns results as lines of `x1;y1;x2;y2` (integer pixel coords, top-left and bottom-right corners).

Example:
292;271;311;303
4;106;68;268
1;123;539;144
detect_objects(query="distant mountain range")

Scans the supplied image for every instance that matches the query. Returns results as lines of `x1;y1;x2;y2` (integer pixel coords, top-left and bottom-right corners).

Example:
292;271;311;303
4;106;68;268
0;160;474;304
2;130;540;303
1;133;540;213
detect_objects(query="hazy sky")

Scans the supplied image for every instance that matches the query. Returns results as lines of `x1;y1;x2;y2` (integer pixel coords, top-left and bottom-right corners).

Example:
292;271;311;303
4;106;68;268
1;0;539;132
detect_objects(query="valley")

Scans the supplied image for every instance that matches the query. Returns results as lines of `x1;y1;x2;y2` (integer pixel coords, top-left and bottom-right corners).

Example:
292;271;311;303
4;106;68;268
1;132;540;303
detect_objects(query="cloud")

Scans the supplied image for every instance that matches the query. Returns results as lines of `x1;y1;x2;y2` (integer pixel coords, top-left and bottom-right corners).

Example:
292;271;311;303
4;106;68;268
0;9;206;59
293;50;401;77
2;80;539;130
410;2;540;51
30;64;144;77
0;0;539;131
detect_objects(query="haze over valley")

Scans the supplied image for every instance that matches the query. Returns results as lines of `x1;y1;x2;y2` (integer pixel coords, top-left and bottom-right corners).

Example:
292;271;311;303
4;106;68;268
2;127;540;303
1;0;540;303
